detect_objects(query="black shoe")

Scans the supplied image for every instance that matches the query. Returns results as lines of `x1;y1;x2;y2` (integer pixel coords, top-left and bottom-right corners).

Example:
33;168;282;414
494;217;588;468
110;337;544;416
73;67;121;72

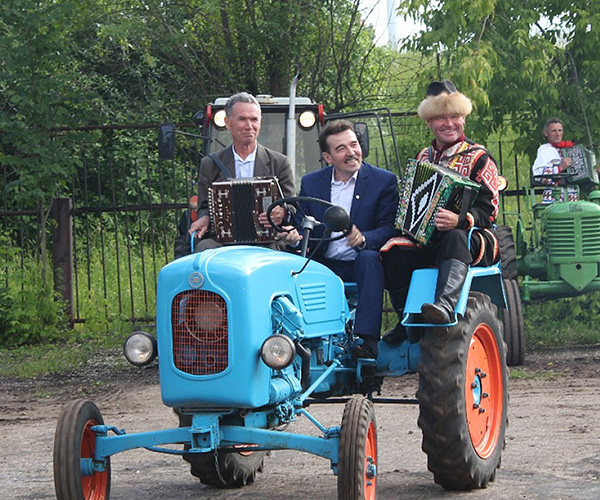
382;321;408;344
421;302;451;324
352;336;379;360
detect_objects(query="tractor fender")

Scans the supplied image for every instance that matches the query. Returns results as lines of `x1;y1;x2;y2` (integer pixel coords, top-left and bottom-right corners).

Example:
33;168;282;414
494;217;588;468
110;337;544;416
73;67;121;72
402;262;506;327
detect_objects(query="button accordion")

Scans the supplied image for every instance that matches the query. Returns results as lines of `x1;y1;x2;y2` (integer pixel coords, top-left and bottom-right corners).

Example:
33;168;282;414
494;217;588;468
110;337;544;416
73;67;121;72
208;177;283;244
563;145;598;185
395;159;480;246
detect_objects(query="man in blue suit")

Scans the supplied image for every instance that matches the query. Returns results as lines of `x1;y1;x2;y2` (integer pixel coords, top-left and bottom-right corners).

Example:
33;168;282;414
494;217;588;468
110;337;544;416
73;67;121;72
282;120;399;359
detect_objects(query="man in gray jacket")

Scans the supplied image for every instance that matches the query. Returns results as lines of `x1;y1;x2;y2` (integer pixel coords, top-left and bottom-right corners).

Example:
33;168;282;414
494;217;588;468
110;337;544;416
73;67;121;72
187;92;295;252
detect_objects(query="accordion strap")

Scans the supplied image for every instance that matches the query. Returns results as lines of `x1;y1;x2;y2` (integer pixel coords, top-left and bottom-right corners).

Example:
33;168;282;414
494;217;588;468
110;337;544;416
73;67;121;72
208;153;233;179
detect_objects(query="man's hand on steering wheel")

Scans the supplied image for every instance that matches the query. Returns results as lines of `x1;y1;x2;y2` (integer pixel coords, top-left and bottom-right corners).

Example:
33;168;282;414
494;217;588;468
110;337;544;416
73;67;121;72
266;196;352;243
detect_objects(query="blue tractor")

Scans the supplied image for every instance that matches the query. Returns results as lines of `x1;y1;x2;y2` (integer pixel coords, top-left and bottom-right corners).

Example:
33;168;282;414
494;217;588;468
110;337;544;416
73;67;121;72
53;194;509;499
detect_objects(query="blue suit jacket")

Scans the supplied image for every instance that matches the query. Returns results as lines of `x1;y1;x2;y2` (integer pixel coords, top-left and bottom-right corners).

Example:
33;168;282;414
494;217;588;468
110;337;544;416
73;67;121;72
298;162;399;256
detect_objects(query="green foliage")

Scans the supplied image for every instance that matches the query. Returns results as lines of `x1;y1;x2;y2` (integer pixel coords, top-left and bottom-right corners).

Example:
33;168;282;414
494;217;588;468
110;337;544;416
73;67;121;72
0;238;68;347
397;0;600;161
524;292;600;347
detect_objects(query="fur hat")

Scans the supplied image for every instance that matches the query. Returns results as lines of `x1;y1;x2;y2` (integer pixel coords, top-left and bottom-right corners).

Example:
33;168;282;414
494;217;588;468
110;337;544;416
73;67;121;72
417;80;472;120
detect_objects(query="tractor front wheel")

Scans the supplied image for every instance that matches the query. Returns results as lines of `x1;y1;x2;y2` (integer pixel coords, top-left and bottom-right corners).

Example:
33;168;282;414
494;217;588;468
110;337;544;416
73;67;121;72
417;292;508;490
53;400;111;500
338;395;377;500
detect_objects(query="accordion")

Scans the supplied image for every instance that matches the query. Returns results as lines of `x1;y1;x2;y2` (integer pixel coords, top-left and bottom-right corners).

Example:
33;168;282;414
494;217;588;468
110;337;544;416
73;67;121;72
395;159;480;246
563;145;598;185
208;177;283;244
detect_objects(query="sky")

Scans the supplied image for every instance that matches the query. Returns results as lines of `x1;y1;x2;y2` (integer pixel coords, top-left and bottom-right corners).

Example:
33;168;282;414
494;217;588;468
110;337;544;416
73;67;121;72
359;0;423;46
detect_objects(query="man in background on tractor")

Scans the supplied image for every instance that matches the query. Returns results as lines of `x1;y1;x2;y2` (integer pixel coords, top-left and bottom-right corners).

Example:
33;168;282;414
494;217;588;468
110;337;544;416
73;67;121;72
184;92;295;253
531;117;576;203
280;120;398;360
380;80;500;338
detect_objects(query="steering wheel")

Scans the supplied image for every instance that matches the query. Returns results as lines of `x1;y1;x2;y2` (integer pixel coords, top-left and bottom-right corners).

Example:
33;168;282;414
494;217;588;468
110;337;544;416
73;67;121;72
266;196;352;245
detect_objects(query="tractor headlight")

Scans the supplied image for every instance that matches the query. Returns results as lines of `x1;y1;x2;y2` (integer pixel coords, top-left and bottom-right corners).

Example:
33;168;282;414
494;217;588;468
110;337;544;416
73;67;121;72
213;109;227;129
298;110;316;129
123;331;157;367
260;334;296;369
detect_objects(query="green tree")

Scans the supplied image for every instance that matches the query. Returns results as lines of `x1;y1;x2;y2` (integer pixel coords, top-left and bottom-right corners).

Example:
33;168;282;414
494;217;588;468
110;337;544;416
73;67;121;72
397;0;600;158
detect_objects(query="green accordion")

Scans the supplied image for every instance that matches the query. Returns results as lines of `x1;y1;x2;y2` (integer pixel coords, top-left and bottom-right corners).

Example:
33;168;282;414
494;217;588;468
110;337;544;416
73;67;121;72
395;159;480;246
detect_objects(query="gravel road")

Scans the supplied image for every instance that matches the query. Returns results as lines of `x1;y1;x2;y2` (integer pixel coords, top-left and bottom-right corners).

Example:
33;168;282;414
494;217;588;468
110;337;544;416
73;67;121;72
1;345;599;499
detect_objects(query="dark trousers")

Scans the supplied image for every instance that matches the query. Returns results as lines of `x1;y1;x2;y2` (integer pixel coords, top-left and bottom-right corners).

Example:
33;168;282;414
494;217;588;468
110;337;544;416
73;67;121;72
318;249;384;340
382;228;498;307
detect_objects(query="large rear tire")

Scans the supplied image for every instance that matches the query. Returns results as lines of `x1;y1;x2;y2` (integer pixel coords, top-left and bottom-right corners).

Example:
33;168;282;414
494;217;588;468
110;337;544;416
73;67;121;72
54;400;111;500
502;278;525;366
417;292;508;490
497;225;518;280
176;410;267;488
338;396;377;500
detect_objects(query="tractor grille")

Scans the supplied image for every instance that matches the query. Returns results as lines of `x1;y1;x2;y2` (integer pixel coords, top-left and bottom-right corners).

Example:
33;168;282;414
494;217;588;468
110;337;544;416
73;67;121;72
546;215;600;258
171;290;228;375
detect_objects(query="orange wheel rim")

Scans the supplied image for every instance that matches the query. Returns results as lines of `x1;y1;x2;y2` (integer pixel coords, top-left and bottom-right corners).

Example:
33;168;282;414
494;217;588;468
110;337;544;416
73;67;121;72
464;322;504;459
81;420;109;500
364;420;377;500
233;443;259;457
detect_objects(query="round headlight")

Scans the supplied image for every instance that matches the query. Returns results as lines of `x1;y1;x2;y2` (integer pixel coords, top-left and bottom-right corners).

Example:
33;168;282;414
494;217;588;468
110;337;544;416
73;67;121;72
298;110;316;129
213;109;227;129
123;331;157;367
260;334;296;370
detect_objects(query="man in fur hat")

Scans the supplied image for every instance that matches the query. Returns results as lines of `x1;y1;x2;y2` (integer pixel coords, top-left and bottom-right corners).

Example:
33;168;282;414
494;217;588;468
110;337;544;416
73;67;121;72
380;80;500;339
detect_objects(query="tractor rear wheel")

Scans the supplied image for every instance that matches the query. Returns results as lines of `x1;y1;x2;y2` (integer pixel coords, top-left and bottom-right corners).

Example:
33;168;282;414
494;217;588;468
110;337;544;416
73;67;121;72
497;225;518;280
53;400;111;500
417;292;508;490
338;396;377;500
176;410;267;488
502;278;525;366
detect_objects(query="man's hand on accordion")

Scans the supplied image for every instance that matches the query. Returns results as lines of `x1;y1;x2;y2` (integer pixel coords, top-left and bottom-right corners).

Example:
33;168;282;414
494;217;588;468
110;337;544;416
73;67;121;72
188;215;210;238
434;208;459;231
258;205;285;227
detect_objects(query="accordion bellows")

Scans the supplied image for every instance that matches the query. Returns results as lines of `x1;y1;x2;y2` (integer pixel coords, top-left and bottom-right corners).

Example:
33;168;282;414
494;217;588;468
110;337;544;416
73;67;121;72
395;159;480;246
563;145;598;185
208;177;282;244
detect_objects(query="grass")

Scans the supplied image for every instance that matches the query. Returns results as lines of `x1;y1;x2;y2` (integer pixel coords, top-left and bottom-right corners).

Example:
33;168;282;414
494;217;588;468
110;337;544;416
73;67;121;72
0;328;129;379
508;368;566;380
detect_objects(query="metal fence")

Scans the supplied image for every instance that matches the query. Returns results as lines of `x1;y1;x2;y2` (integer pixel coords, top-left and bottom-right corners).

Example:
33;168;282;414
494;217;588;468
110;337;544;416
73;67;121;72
1;123;202;326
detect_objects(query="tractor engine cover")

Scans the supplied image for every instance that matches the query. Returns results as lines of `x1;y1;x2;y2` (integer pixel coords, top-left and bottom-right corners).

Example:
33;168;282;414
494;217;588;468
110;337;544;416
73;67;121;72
543;200;600;290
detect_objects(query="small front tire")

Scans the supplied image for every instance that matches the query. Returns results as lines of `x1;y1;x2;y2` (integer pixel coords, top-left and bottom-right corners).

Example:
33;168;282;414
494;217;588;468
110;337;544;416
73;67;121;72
54;400;111;500
338;396;377;500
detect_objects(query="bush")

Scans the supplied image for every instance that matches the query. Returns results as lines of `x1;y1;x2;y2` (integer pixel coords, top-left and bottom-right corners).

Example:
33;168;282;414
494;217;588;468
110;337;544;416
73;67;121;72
0;282;67;348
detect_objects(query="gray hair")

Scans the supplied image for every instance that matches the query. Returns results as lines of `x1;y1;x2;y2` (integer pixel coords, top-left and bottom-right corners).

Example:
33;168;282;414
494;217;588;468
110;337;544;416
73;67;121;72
544;117;563;131
225;92;261;117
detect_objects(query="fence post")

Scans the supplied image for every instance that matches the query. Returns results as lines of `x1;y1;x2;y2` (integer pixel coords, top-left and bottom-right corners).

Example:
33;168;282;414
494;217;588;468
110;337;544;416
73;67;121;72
51;198;74;325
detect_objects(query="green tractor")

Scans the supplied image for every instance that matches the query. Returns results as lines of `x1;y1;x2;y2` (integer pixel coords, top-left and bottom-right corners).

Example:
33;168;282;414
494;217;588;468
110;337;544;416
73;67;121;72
499;147;600;366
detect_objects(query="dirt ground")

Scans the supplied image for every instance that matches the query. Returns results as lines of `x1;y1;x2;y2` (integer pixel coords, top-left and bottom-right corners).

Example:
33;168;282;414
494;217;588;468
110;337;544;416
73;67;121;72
1;345;599;500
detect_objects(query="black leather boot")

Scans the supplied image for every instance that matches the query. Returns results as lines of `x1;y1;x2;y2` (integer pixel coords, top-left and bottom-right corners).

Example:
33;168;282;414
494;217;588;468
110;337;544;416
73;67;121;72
421;259;468;324
382;289;408;344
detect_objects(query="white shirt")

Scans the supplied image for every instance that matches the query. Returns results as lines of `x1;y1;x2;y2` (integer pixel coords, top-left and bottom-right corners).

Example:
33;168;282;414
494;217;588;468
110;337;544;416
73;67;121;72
532;143;561;176
324;171;358;261
233;145;257;178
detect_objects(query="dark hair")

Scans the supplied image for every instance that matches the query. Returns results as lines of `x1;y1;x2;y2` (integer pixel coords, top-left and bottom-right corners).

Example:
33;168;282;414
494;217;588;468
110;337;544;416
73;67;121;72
225;92;261;117
318;120;355;153
544;117;563;130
